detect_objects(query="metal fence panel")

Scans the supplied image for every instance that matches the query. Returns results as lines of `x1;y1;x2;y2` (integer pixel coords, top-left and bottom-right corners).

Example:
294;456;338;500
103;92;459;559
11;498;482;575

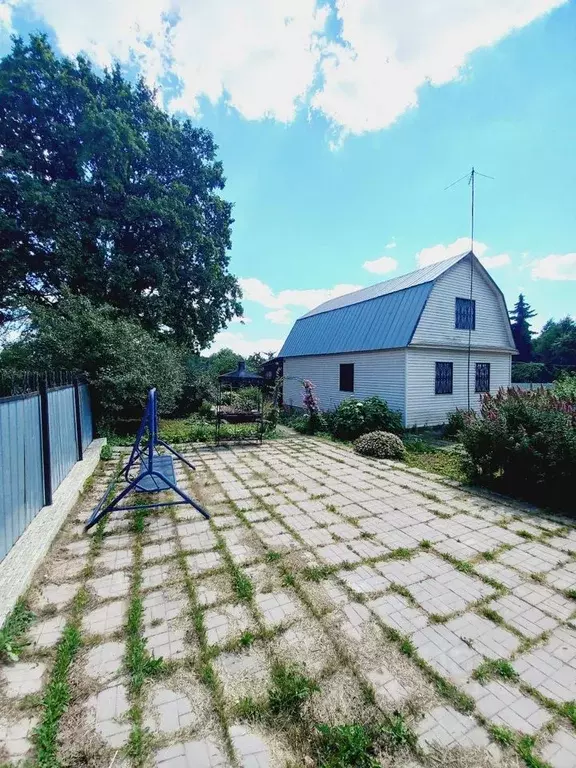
79;384;93;450
0;394;44;560
48;386;78;492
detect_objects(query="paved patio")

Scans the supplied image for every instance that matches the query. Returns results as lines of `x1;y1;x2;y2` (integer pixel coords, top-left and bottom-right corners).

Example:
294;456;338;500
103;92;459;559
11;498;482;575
1;437;575;767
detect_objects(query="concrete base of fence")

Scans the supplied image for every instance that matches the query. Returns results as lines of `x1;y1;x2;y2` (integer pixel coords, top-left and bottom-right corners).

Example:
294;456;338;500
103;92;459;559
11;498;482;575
0;438;106;627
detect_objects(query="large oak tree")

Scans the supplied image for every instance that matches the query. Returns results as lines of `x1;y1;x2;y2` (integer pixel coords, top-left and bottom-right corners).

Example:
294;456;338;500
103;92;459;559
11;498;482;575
0;35;241;349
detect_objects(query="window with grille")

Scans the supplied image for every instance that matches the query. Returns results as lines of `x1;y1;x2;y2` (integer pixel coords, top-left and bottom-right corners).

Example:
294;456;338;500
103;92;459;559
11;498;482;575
339;363;354;392
435;362;453;395
455;297;476;330
475;363;490;393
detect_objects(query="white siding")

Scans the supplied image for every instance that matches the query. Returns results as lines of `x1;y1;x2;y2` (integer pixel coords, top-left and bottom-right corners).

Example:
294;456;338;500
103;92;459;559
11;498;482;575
405;347;512;427
411;257;514;350
283;349;406;422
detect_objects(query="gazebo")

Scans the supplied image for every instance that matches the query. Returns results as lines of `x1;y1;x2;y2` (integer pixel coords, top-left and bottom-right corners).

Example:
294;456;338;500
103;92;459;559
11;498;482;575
216;361;265;444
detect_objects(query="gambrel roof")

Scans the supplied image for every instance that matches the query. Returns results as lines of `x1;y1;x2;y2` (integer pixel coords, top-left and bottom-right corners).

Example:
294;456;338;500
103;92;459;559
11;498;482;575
279;251;513;358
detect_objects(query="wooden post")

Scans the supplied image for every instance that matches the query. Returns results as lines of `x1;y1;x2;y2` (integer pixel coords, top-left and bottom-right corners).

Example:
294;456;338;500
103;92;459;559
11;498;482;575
39;378;53;506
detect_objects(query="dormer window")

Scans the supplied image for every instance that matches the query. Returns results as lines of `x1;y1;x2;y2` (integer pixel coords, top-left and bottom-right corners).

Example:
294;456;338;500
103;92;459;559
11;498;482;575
455;297;476;330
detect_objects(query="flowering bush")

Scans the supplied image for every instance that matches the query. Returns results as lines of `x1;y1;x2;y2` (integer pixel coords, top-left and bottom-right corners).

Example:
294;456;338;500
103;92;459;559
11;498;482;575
354;431;405;459
296;379;326;434
331;396;403;441
459;388;576;508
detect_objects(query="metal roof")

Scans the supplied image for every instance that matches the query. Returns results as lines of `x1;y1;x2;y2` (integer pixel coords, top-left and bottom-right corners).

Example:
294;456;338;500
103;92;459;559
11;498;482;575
303;252;469;318
279;252;471;358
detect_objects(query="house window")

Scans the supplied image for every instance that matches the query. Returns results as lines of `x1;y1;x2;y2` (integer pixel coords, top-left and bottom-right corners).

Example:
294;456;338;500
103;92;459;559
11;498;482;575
475;363;490;393
339;363;354;392
455;297;476;330
435;362;453;395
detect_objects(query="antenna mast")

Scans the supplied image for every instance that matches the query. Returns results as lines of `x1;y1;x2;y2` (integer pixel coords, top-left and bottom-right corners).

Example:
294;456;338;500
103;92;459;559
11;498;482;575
445;167;493;411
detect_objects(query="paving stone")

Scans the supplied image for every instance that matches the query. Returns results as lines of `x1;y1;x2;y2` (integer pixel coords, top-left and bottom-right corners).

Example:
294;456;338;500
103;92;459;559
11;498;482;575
327;523;361;541
29;614;66;648
366;663;413;707
1;661;45;697
434;538;478;561
155;738;228;767
85;684;131;747
547;561;576;591
316;543;361;565
143;589;186;625
464;680;551;733
37;581;80;610
101;532;133;550
228;543;259;565
403;522;447;544
284;514;318;532
256;591;302;628
65;539;91;557
474;561;524;589
337;601;371;640
141;540;177;563
338;565;389;595
375;553;453;587
409;571;494;617
204;604;253;645
83;599;126;636
186;551;223;575
144;621;187;660
512;583;574;621
253;521;285;538
540;727;576;768
499;542;568;574
142;561;178;590
547;531;576;554
230;725;270;767
412;625;483;683
446;612;520;658
49;557;86;582
212;515;240;529
417;705;492;751
143;517;174;541
514;627;576;703
305;527;336;547
309;510;341;526
367;593;428;635
298;499;327;514
215;647;271;704
244;510;270;523
88;570;130;600
84;642;124;681
145;687;194;733
265;532;301;551
94;548;133;572
375;529;420;551
508;521;545;538
348;538;390;560
488;594;558;638
0;715;38;760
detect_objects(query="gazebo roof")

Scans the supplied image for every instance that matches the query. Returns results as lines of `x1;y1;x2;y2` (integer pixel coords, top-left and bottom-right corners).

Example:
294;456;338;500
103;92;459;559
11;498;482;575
219;360;264;385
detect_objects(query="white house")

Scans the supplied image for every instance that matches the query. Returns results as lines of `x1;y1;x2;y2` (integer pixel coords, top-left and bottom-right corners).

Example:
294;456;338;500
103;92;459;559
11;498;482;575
279;251;517;427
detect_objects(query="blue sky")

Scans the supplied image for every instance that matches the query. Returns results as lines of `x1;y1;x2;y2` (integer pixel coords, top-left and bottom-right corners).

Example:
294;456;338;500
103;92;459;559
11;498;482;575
2;0;575;355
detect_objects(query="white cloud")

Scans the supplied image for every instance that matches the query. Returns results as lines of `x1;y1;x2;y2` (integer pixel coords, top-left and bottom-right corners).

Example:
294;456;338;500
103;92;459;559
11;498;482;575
385;240;397;249
530;253;576;281
265;309;293;325
480;253;511;268
313;0;566;137
207;329;285;356
415;237;486;267
11;0;565;136
239;277;363;311
362;255;398;275
230;315;252;324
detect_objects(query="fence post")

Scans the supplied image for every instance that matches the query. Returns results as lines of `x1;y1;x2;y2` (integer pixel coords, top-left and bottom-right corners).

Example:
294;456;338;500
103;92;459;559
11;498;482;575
39;378;53;506
73;379;83;461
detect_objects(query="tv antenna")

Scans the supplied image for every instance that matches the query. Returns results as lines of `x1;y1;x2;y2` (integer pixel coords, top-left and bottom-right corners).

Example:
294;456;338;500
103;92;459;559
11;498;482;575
445;167;494;410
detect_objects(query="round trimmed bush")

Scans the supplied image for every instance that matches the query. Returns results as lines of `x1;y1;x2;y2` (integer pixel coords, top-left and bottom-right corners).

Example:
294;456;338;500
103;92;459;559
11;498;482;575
354;431;405;459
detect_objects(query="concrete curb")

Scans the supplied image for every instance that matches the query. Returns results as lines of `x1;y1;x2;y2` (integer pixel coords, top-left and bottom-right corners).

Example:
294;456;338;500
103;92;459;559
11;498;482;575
0;438;106;627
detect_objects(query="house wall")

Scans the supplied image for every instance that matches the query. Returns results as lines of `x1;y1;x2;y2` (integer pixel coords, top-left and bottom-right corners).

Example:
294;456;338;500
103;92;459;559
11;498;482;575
283;349;407;422
405;347;512;427
410;257;513;350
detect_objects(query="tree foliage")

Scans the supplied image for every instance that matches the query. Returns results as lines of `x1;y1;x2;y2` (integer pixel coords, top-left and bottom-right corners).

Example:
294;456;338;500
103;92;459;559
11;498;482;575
0;35;241;348
533;317;576;367
509;294;536;362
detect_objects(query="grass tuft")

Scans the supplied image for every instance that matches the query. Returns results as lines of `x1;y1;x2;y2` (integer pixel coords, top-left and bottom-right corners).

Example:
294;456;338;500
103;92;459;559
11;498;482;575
517;530;535;540
489;724;515;747
565;589;576;601
99;443;113;461
232;570;254;602
479;607;505;625
315;723;380;768
380;712;417;752
481;550;496;561
266;551;281;562
419;540;432;550
389;548;413;560
268;662;319;720
530;572;546;584
561;701;576;727
239;631;256;648
0;599;35;662
303;565;334;582
473;658;518;684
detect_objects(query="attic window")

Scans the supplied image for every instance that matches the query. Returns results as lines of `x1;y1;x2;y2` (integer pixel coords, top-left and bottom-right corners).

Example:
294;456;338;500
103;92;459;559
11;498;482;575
455;297;476;330
339;363;354;392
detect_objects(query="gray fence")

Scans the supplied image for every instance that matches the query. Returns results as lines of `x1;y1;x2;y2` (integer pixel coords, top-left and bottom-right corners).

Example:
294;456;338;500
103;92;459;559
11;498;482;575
0;381;93;561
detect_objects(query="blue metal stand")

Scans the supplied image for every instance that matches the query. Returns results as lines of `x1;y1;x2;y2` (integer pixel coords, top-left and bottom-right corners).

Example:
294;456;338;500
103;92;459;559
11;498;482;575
85;388;209;531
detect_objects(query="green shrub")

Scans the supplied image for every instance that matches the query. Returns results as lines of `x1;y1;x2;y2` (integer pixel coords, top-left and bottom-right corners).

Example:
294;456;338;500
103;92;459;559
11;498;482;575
459;388;576;508
331;396;402;441
444;409;472;439
553;372;576;401
354;431;405;459
99;443;113;461
511;362;549;383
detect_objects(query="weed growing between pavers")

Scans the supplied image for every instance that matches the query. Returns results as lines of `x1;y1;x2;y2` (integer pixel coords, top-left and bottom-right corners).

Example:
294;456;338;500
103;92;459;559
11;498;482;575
314;723;381;768
488;723;516;747
473;659;519;684
517;735;549;768
268;662;319;720
0;599;35;662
